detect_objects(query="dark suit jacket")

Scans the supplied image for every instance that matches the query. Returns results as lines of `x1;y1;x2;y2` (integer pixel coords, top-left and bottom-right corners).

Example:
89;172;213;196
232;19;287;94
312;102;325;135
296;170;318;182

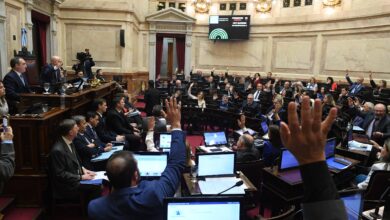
144;88;161;116
41;64;61;84
346;76;364;95
0;143;15;193
74;133;103;170
3;70;31;114
106;109;134;135
85;125;105;148
88;130;186;220
236;148;260;163
48;138;82;199
362;114;390;145
242;101;260;116
95;113;117;143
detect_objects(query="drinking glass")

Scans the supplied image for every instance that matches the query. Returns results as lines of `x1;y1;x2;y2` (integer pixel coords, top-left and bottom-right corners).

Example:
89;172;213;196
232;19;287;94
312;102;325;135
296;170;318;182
43;83;50;94
42;104;49;113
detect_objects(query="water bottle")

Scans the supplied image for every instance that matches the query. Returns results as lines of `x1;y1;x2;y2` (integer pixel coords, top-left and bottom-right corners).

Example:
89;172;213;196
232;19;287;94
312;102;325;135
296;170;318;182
60;94;65;109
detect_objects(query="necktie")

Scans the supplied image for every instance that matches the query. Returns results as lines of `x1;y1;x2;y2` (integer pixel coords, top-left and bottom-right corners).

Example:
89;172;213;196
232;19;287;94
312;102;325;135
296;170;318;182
19;75;25;86
70;143;83;175
255;91;260;100
366;119;375;138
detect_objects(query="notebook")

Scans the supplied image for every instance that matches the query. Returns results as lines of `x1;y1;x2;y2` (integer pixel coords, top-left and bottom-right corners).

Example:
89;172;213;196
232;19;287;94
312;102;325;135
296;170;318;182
164;197;242;220
133;152;168;178
325;138;352;170
196;152;236;177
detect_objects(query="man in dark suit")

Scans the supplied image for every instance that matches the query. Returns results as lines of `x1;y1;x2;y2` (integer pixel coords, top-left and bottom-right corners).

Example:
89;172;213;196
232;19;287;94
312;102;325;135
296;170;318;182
241;94;260;117
361;103;390;146
88;98;186;220
73;115;112;171
48;119;100;202
92;98;125;143
234;134;260;163
3;57;31;114
144;80;161;116
0;126;15;193
345;70;364;96
41;56;62;84
106;96;141;151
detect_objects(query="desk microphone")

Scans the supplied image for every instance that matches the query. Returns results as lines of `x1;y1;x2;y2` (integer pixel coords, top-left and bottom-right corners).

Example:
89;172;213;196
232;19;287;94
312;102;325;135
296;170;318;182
216;180;244;195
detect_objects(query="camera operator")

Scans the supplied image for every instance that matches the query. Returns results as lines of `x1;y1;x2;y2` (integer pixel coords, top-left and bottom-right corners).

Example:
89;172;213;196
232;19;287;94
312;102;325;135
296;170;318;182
83;49;95;80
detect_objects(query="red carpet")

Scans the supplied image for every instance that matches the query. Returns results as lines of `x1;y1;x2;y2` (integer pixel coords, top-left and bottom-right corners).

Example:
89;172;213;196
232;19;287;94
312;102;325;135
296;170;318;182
3;207;42;220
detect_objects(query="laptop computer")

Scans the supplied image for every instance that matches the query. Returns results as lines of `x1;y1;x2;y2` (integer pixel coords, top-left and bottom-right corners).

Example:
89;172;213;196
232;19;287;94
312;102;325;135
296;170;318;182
157;133;171;152
339;189;364;220
278;149;300;171
325;138;352;170
196;152;236;178
204;131;228;147
164;197;242;220
133;152;168;179
260;121;269;135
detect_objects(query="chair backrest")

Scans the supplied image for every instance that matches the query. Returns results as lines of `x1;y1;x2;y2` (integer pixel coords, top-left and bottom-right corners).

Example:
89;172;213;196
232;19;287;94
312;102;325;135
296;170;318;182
364;170;390;201
235;159;264;191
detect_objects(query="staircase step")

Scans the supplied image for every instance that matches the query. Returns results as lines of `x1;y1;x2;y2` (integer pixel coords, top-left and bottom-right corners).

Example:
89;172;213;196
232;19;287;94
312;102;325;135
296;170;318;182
3;207;43;220
0;197;15;213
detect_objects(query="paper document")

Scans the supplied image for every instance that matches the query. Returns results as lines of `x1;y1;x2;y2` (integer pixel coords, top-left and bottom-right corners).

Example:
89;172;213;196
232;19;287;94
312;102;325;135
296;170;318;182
352;126;364;132
348;141;373;152
91;145;124;162
235;128;255;136
198;177;247;195
80;171;108;185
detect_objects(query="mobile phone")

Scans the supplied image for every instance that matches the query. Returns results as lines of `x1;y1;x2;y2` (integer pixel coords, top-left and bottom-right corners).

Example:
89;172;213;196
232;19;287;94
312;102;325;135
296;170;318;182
2;117;8;132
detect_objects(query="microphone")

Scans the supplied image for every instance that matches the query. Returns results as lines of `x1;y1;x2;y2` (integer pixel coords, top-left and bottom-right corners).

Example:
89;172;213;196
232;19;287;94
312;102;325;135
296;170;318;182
216;180;244;195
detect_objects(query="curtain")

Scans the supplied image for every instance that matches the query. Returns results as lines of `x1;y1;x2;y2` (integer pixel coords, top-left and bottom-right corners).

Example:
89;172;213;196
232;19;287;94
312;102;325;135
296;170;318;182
37;22;47;67
176;37;185;73
156;36;164;80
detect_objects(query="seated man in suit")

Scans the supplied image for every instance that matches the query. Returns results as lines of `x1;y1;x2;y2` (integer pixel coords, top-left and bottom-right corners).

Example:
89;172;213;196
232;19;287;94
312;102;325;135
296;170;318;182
0;126;15;194
361;103;390;146
88;98;186;220
73;115;112;170
41;56;62;84
345;70;364;96
241;94;260;117
233;134;260;163
144;80;161;116
252;83;263;102
106;96;141;151
219;94;230;111
92;98;125;143
48;119;101;202
3;57;31;114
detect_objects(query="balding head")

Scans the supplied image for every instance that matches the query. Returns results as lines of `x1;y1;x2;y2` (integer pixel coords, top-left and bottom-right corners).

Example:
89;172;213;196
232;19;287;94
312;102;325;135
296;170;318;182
357;76;364;84
106;151;138;189
237;134;254;151
51;56;61;66
374;103;386;119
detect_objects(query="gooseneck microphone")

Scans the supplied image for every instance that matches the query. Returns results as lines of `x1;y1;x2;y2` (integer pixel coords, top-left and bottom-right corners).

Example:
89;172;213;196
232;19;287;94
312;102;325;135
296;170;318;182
216;180;244;195
369;186;390;220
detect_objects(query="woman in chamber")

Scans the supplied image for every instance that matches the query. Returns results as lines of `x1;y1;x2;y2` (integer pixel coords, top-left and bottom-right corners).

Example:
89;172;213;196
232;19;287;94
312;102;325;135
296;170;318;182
0;81;9;116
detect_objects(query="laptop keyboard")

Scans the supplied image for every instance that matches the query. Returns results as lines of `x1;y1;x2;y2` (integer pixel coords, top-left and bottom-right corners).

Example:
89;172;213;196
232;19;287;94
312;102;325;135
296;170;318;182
334;158;351;166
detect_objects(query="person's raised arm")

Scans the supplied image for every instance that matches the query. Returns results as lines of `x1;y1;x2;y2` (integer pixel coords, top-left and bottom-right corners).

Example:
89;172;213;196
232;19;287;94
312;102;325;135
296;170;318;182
187;83;197;100
280;96;347;219
345;70;353;85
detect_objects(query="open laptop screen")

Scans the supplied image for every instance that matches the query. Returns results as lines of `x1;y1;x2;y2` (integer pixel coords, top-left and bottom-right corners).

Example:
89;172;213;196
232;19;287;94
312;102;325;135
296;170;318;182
340;190;363;220
159;133;172;149
279;149;299;171
133;152;168;177
325;138;337;158
197;152;235;177
164;197;241;220
204;131;228;146
261;121;269;134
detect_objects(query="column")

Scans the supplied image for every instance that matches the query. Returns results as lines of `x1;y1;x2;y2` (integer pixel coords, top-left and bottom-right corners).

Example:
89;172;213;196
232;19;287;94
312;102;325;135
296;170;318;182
313;34;323;78
0;0;7;76
184;32;192;79
25;0;33;52
149;32;156;80
50;0;61;56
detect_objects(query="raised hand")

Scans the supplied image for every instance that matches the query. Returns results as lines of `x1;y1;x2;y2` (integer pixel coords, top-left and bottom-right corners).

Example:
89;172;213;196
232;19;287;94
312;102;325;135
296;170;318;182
165;97;181;129
280;96;337;165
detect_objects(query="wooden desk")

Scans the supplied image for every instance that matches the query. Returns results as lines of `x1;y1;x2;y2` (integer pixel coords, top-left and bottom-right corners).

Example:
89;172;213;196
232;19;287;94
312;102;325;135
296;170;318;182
20;82;116;114
4;83;117;206
336;146;371;166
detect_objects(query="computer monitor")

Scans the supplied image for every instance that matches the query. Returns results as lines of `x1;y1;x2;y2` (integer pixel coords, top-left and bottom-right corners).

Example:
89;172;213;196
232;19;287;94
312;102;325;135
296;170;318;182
340;190;364;220
203;131;228;146
196;152;235;177
159;133;172;150
133;152;168;178
279;149;299;171
164;197;242;220
325;138;337;159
